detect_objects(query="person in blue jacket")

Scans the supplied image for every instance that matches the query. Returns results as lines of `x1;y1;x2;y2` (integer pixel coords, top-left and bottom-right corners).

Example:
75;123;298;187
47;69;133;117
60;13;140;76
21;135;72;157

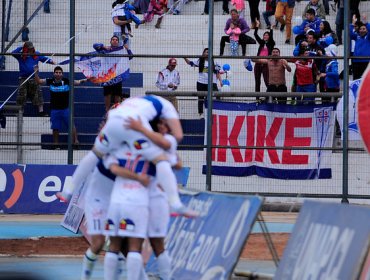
318;44;339;97
11;41;56;116
350;18;370;80
293;8;321;45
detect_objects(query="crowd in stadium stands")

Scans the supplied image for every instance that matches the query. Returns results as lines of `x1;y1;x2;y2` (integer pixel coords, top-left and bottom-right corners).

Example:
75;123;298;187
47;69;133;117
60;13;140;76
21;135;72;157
39;0;369;107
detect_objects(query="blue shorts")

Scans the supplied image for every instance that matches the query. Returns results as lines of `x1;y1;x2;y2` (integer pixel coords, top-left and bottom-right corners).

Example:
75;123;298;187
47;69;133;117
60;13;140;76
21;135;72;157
50;109;70;130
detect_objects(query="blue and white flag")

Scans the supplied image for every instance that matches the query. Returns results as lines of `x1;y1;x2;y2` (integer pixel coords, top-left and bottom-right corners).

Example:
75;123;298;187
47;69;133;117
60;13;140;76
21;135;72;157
337;79;361;140
60;46;130;86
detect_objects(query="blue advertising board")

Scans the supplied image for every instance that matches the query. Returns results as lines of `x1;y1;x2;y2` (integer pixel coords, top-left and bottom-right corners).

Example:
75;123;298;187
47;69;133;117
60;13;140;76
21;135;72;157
146;192;263;280
0;164;73;214
275;200;370;280
0;164;190;214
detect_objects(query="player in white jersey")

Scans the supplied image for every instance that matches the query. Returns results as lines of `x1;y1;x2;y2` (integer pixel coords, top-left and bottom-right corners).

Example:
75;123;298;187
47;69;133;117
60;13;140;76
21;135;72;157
81;159;115;280
103;147;154;280
81;157;149;280
127;117;183;280
57;95;197;218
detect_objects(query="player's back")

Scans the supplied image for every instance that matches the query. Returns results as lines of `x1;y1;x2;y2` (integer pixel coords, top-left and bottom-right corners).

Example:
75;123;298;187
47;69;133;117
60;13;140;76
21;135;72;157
104;146;156;206
108;95;179;122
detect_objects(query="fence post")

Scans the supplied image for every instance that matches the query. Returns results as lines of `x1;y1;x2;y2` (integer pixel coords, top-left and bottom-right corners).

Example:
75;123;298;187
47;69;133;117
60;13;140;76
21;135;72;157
16;109;23;164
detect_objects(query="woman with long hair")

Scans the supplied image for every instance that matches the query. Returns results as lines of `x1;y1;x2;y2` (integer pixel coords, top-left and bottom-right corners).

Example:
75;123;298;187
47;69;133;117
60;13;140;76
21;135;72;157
253;20;275;94
319;20;339;47
184;48;222;116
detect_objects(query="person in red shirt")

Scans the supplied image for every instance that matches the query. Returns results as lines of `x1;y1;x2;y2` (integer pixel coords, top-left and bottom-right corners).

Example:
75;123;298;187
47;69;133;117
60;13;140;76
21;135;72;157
292;49;318;104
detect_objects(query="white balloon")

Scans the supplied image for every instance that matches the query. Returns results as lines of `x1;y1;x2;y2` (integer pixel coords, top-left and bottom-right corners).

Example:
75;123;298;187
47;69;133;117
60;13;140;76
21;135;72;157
221;85;231;92
225;70;232;78
292;16;301;26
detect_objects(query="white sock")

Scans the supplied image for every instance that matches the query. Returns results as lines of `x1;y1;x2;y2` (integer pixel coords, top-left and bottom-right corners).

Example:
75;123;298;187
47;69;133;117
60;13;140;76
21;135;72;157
81;248;98;280
157;251;171;280
156;161;183;209
65;151;99;195
117;252;126;278
127;252;144;280
141;266;149;280
104;252;119;280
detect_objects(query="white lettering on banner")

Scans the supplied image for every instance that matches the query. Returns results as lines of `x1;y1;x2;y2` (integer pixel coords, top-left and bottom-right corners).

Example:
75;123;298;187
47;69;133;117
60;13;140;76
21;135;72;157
0;168;6;192
38;176;64;202
167;197;221;275
208;106;334;170
222;200;250;258
187;197;213;217
186;235;220;273
292;223;355;280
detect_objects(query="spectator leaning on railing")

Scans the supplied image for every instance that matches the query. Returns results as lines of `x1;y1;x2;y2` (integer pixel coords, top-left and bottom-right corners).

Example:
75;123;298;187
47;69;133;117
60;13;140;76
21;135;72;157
11;41;56;117
252;47;291;104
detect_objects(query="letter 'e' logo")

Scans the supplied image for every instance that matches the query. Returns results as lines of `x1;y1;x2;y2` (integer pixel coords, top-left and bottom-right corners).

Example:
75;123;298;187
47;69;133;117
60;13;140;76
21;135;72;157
0;168;24;209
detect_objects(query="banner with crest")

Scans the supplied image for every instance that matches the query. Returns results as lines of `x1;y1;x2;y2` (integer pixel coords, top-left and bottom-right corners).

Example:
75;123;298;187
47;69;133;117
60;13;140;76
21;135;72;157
203;101;336;179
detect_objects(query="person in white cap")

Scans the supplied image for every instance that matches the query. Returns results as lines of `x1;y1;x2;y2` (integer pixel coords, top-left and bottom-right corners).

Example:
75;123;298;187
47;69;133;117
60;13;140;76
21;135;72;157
318;44;339;99
156;58;180;111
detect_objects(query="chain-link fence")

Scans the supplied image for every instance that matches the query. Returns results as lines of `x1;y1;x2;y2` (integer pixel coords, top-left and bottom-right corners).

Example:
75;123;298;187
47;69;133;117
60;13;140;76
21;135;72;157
1;0;370;200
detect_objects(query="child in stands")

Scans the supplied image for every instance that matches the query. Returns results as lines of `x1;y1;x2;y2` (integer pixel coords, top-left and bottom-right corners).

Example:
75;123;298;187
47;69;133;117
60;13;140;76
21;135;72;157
226;20;242;56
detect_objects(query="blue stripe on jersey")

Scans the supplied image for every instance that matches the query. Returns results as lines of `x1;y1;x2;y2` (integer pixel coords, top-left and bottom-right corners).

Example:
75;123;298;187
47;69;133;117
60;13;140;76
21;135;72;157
117;158;156;176
50;84;70;92
97;160;116;181
142;95;163;119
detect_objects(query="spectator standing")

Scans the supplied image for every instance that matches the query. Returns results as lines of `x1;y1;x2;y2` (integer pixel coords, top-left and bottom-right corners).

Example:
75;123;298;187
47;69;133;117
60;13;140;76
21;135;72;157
253;20;275;94
294;31;325;83
156;58;180;111
112;0;145;38
320;44;341;136
112;0;134;47
34;65;86;149
253;47;292;103
262;0;277;29
294;49;318;98
144;0;166;28
203;0;229;15
231;0;246;19
220;9;255;57
350;19;370;80
133;0;150;14
11;41;55;116
275;0;295;44
226;20;242;56
322;0;329;15
335;0;361;46
247;0;260;29
93;36;129;112
184;48;222;116
302;0;326;20
319;44;339;100
335;0;344;45
293;8;322;45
